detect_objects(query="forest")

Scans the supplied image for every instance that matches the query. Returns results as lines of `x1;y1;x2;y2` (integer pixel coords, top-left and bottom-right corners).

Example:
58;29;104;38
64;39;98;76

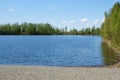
0;23;100;35
101;2;120;49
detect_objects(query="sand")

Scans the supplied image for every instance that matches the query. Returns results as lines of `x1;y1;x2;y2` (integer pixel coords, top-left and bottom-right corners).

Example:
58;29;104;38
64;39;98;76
0;65;120;80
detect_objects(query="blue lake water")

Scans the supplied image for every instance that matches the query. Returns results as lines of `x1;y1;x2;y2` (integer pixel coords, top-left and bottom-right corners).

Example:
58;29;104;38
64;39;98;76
0;36;118;66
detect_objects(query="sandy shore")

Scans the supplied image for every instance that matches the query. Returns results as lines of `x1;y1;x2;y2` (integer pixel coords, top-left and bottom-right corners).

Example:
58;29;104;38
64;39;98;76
0;65;120;80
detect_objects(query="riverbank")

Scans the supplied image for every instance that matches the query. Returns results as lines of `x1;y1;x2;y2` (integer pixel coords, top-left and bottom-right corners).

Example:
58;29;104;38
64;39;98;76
102;39;120;67
0;65;120;80
102;39;120;54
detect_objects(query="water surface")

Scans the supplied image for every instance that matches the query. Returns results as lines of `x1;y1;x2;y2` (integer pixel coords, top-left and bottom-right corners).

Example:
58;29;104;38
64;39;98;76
0;36;118;66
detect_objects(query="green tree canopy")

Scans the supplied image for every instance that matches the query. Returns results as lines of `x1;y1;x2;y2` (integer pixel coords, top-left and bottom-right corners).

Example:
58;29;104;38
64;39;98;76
101;2;120;48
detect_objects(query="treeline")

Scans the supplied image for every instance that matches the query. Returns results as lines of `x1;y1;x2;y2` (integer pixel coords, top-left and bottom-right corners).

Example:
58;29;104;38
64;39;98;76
0;22;100;35
101;2;120;49
69;26;100;35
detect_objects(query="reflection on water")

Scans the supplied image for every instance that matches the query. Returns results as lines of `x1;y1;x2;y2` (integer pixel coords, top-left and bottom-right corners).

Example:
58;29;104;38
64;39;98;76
102;42;120;65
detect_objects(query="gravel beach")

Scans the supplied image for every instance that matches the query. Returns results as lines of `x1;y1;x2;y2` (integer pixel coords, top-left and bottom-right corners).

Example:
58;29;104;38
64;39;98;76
0;66;120;80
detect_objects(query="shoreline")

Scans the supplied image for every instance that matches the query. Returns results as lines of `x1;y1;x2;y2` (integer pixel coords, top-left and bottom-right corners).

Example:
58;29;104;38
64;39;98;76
0;65;119;80
102;39;120;68
102;39;120;54
0;63;118;68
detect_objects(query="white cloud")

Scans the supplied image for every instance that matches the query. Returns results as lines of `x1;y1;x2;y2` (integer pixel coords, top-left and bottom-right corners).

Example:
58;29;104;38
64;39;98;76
61;20;75;24
102;18;105;22
93;19;101;25
69;20;75;24
80;18;89;24
8;8;15;12
61;21;67;24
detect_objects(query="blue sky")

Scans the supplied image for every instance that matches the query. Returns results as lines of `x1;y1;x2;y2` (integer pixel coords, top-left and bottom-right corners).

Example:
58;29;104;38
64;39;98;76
0;0;120;30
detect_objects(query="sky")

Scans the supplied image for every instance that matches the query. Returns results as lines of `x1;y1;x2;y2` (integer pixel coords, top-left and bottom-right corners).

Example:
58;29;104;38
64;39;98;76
0;0;120;30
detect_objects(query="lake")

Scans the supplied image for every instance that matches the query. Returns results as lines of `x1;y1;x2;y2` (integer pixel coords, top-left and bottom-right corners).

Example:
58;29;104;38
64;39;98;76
0;36;118;66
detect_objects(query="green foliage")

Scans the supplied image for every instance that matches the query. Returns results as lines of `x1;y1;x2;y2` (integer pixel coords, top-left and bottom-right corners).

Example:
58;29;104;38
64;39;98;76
0;23;100;35
70;28;78;35
101;2;120;48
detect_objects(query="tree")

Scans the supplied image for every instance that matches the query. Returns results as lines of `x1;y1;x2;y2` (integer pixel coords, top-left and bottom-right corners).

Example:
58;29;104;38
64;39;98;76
25;23;36;35
0;23;101;35
101;2;120;49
